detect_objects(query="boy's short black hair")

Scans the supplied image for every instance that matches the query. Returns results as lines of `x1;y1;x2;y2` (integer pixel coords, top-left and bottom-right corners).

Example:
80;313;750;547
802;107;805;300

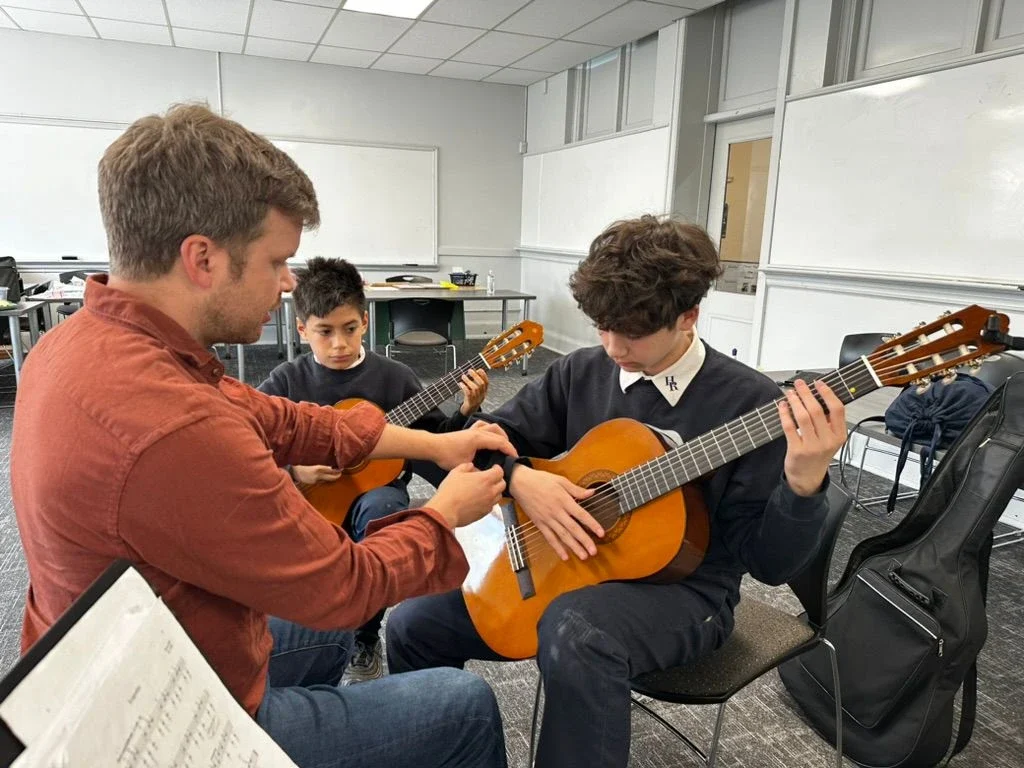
292;257;366;321
569;215;723;337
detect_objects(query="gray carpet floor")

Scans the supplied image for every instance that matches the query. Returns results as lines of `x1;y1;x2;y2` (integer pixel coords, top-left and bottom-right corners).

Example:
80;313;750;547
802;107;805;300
1;341;1022;767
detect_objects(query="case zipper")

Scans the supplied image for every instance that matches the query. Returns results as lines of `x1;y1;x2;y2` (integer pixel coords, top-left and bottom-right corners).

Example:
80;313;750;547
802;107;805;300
858;572;943;656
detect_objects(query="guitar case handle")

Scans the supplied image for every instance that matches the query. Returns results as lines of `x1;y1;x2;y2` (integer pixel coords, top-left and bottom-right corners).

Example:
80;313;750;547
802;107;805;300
887;561;934;609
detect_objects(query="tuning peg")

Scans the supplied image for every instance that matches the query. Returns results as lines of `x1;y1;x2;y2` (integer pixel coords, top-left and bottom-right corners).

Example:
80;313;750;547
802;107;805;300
917;321;927;328
941;310;952;317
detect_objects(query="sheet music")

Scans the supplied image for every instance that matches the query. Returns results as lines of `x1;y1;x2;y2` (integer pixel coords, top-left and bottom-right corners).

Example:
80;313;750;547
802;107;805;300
1;570;296;768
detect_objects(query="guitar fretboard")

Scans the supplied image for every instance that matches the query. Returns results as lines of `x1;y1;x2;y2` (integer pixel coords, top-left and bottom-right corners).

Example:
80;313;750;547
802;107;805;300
594;359;880;515
386;354;488;427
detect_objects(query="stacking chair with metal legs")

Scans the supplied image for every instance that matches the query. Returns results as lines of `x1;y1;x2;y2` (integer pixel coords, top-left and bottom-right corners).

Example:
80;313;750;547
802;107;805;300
529;484;854;768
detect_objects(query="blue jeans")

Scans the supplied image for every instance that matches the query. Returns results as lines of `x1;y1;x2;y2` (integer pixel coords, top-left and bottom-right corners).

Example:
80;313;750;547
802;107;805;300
387;583;733;768
347;481;410;643
257;618;507;768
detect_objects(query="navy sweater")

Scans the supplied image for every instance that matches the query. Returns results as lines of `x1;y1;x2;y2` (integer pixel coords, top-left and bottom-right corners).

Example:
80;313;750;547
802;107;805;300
258;351;469;485
476;342;830;609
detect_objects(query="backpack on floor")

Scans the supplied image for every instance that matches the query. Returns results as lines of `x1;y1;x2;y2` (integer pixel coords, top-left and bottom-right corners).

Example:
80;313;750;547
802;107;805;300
780;372;1024;767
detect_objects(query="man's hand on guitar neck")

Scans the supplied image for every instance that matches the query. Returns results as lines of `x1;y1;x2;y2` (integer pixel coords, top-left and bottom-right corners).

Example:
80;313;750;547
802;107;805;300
509;466;601;561
779;378;847;496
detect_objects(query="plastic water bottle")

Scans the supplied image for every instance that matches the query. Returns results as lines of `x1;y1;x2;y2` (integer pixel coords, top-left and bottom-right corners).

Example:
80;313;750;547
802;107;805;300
486;270;496;295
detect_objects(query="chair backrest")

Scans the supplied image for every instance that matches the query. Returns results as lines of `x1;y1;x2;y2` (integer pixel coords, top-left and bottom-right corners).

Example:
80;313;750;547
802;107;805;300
385;274;432;284
838;332;892;368
389;298;454;342
972;351;1024;389
787;483;855;628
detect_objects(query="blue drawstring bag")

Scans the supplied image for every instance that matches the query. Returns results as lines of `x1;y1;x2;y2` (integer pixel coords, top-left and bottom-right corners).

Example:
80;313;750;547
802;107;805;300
882;373;993;512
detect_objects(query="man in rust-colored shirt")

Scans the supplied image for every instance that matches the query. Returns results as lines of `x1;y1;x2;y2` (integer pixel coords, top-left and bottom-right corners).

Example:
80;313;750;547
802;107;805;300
11;104;511;768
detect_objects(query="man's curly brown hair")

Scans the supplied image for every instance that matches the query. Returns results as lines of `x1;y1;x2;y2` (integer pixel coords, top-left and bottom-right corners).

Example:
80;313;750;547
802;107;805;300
569;215;722;337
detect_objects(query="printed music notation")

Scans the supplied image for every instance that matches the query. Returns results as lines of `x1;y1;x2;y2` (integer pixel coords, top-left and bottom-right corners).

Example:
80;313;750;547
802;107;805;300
0;568;295;768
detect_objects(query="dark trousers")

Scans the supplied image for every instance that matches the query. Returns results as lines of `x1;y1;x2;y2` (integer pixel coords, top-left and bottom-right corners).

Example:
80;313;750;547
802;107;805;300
386;581;734;768
347;479;409;645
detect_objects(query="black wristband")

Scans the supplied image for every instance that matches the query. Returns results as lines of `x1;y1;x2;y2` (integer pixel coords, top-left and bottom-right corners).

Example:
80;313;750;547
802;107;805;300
502;455;532;487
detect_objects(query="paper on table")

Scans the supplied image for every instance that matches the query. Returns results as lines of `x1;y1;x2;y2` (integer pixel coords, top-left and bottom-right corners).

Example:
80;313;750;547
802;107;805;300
2;569;296;768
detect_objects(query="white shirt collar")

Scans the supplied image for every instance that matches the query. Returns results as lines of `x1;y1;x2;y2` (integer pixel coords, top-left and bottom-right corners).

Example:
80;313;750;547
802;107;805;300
313;345;366;370
618;331;706;407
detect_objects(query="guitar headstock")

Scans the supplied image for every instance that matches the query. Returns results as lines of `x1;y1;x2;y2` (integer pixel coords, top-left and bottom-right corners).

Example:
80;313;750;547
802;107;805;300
867;305;1010;387
481;320;544;369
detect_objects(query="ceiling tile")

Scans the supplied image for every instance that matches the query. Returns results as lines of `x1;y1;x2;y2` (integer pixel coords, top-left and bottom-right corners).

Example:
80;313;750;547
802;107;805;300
429;60;499;80
452;30;549;66
499;0;625;38
165;0;249;35
173;27;244;53
79;0;166;25
388;20;482;59
322;10;410;51
0;0;78;12
245;36;315;60
0;10;18;28
372;52;440;74
567;1;687;47
93;17;171;45
4;7;95;36
422;0;531;30
248;0;333;43
279;0;340;7
483;67;549;85
513;39;609;72
310;44;378;67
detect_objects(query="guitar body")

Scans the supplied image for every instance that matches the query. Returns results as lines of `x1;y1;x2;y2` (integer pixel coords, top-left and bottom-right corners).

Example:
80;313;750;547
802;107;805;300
302;398;404;526
300;320;545;528
462;418;709;660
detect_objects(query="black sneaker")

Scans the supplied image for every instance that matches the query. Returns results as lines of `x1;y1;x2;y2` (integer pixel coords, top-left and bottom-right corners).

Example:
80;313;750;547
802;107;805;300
342;639;384;685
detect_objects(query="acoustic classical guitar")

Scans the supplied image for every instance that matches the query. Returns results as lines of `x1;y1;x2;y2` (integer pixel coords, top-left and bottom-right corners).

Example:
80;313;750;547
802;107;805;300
462;305;1011;659
303;320;544;526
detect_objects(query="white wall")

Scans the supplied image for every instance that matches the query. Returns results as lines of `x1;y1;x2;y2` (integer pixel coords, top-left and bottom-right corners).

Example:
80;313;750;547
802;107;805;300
0;28;525;337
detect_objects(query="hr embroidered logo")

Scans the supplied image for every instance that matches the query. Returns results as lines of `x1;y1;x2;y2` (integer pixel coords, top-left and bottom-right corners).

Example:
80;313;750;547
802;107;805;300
664;376;678;392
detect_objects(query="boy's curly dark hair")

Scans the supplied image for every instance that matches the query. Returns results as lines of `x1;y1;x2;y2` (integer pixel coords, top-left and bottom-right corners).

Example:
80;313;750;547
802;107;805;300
292;257;366;321
569;215;723;337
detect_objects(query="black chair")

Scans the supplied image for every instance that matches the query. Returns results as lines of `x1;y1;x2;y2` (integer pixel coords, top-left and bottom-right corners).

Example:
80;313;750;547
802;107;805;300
527;484;853;768
385;274;432;284
838;332;891;368
843;349;1024;518
55;271;90;322
384;298;456;373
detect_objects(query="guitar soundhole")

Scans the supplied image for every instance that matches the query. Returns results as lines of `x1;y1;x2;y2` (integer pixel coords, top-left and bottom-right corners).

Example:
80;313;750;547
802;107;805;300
578;471;628;547
344;460;368;475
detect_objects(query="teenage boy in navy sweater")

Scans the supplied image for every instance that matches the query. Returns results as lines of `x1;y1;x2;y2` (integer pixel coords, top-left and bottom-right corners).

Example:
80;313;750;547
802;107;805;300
386;215;847;768
259;257;488;684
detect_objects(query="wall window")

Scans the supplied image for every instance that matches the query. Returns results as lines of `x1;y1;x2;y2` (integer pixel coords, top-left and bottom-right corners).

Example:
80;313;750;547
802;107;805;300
569;33;658;143
834;0;1024;83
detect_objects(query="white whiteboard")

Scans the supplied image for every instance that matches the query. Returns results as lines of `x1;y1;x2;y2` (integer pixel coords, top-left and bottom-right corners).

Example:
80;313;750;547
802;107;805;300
771;52;1024;283
0;121;438;265
271;138;436;266
0;121;117;260
520;126;670;251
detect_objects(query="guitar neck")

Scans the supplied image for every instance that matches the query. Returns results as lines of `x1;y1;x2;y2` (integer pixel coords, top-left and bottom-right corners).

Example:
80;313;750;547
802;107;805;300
386;354;488;427
604;359;880;512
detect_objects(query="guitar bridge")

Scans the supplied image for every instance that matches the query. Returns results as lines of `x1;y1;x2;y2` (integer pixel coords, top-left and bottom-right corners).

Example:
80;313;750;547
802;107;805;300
502;501;536;600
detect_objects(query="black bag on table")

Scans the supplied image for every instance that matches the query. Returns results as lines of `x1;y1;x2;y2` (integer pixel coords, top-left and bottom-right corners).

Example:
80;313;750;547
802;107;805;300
780;373;1024;767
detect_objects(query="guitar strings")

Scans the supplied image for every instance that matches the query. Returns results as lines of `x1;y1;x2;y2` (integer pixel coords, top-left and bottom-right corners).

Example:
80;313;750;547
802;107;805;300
504;340;967;558
508;346;943;559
